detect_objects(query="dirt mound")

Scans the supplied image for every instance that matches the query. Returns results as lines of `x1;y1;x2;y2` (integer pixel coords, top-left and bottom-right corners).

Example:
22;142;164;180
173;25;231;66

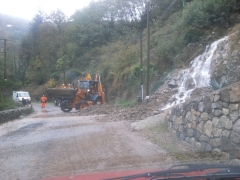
77;86;213;122
77;87;178;121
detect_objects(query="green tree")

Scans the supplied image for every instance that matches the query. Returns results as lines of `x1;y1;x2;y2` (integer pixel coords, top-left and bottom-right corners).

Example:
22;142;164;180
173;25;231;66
20;9;71;85
56;56;70;84
182;0;240;28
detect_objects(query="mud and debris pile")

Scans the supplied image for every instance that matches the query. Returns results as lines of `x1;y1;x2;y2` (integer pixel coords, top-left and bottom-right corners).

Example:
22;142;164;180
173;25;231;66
77;87;179;121
77;84;213;122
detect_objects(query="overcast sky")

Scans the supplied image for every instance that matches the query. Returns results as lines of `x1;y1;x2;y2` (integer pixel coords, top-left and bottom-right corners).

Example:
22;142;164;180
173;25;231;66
0;0;96;20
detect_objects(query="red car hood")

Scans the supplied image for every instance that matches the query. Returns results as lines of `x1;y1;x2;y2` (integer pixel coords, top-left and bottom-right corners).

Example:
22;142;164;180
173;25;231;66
43;169;155;180
43;164;240;180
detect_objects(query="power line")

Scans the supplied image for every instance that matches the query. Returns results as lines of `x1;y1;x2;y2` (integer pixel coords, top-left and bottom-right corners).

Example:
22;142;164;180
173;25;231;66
160;0;178;20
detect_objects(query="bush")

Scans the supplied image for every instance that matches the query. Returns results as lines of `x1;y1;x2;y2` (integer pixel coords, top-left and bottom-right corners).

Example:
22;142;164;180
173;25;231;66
182;0;239;28
45;78;57;88
50;72;60;80
184;28;204;43
36;73;46;85
69;69;82;77
0;95;22;111
0;79;22;98
155;40;181;71
66;71;76;82
66;69;82;82
133;64;141;79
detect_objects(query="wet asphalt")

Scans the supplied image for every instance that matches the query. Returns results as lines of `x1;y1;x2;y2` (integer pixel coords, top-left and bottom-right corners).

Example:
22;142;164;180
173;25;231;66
0;103;172;180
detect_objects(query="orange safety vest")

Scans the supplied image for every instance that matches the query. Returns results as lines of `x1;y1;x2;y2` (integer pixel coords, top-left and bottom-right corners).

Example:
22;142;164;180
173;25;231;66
40;96;47;103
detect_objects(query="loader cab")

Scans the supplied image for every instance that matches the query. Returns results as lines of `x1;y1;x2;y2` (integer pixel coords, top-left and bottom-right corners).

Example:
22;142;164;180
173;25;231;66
79;80;98;94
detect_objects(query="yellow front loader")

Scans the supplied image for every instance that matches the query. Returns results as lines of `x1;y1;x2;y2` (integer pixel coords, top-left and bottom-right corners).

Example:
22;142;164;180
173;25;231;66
47;72;105;112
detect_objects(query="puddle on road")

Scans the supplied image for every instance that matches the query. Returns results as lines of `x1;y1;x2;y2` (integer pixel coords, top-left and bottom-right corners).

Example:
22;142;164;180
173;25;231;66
32;110;78;118
33;113;79;118
19;123;44;130
49;123;90;130
1;122;44;139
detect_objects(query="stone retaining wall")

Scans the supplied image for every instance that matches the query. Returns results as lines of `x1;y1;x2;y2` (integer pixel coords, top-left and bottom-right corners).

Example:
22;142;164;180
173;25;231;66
167;81;240;160
0;105;33;124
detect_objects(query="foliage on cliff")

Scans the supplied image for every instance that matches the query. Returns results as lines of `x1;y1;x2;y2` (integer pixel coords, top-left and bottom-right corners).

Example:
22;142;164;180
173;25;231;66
1;0;240;102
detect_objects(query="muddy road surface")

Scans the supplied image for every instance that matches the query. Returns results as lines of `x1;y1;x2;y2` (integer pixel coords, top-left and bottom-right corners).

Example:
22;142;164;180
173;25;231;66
0;103;176;180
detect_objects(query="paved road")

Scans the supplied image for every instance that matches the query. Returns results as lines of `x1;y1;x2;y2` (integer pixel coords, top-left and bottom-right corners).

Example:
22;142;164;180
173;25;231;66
0;103;173;180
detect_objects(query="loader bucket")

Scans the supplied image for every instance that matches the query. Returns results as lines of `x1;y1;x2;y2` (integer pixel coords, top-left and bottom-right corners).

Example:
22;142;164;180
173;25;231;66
46;88;77;100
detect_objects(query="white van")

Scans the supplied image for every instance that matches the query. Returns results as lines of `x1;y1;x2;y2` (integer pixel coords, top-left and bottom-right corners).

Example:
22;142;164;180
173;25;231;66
13;91;31;103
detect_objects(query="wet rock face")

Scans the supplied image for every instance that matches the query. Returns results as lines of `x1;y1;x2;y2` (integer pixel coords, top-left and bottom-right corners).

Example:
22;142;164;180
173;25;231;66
210;35;240;88
167;81;240;160
0;106;33;124
168;79;178;88
185;77;195;91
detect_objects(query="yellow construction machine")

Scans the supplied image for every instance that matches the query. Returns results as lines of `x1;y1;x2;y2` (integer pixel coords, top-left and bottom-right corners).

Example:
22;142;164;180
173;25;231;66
47;72;105;112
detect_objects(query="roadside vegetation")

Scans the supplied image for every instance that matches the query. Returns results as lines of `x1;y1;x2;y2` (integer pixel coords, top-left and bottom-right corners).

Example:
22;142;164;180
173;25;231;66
0;96;22;111
0;79;22;111
0;0;240;108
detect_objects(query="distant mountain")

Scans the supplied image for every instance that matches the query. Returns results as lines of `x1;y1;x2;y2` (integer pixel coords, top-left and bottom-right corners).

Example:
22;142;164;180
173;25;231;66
0;13;29;43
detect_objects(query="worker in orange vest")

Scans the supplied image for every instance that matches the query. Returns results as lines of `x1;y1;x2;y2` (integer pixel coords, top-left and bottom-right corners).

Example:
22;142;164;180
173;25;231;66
40;95;48;108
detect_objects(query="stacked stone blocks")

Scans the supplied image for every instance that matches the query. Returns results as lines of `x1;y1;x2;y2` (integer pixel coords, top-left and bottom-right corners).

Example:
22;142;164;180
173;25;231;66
167;82;240;159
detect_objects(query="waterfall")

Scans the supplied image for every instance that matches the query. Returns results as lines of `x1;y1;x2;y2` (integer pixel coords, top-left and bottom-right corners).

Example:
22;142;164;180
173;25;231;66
162;35;229;110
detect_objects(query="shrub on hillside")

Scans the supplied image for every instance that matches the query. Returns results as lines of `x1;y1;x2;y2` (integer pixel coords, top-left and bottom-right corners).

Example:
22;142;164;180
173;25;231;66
69;69;82;77
50;72;60;80
0;95;22;111
0;79;21;91
45;78;57;88
66;69;82;82
182;0;239;28
184;28;204;43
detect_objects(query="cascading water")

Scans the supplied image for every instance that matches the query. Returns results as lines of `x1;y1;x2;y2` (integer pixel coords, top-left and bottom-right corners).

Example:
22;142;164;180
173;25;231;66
162;35;229;110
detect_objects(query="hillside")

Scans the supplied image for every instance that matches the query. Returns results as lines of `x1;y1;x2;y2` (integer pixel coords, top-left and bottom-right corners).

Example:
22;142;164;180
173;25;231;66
66;23;240;121
1;0;240;106
0;13;28;42
0;13;29;92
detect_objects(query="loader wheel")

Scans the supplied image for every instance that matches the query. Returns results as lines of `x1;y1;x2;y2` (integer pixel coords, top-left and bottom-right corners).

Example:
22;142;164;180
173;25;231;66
60;100;72;112
76;100;89;110
94;97;102;105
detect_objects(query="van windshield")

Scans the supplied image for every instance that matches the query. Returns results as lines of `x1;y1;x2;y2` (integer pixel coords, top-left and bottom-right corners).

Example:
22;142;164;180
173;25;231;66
18;92;30;97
